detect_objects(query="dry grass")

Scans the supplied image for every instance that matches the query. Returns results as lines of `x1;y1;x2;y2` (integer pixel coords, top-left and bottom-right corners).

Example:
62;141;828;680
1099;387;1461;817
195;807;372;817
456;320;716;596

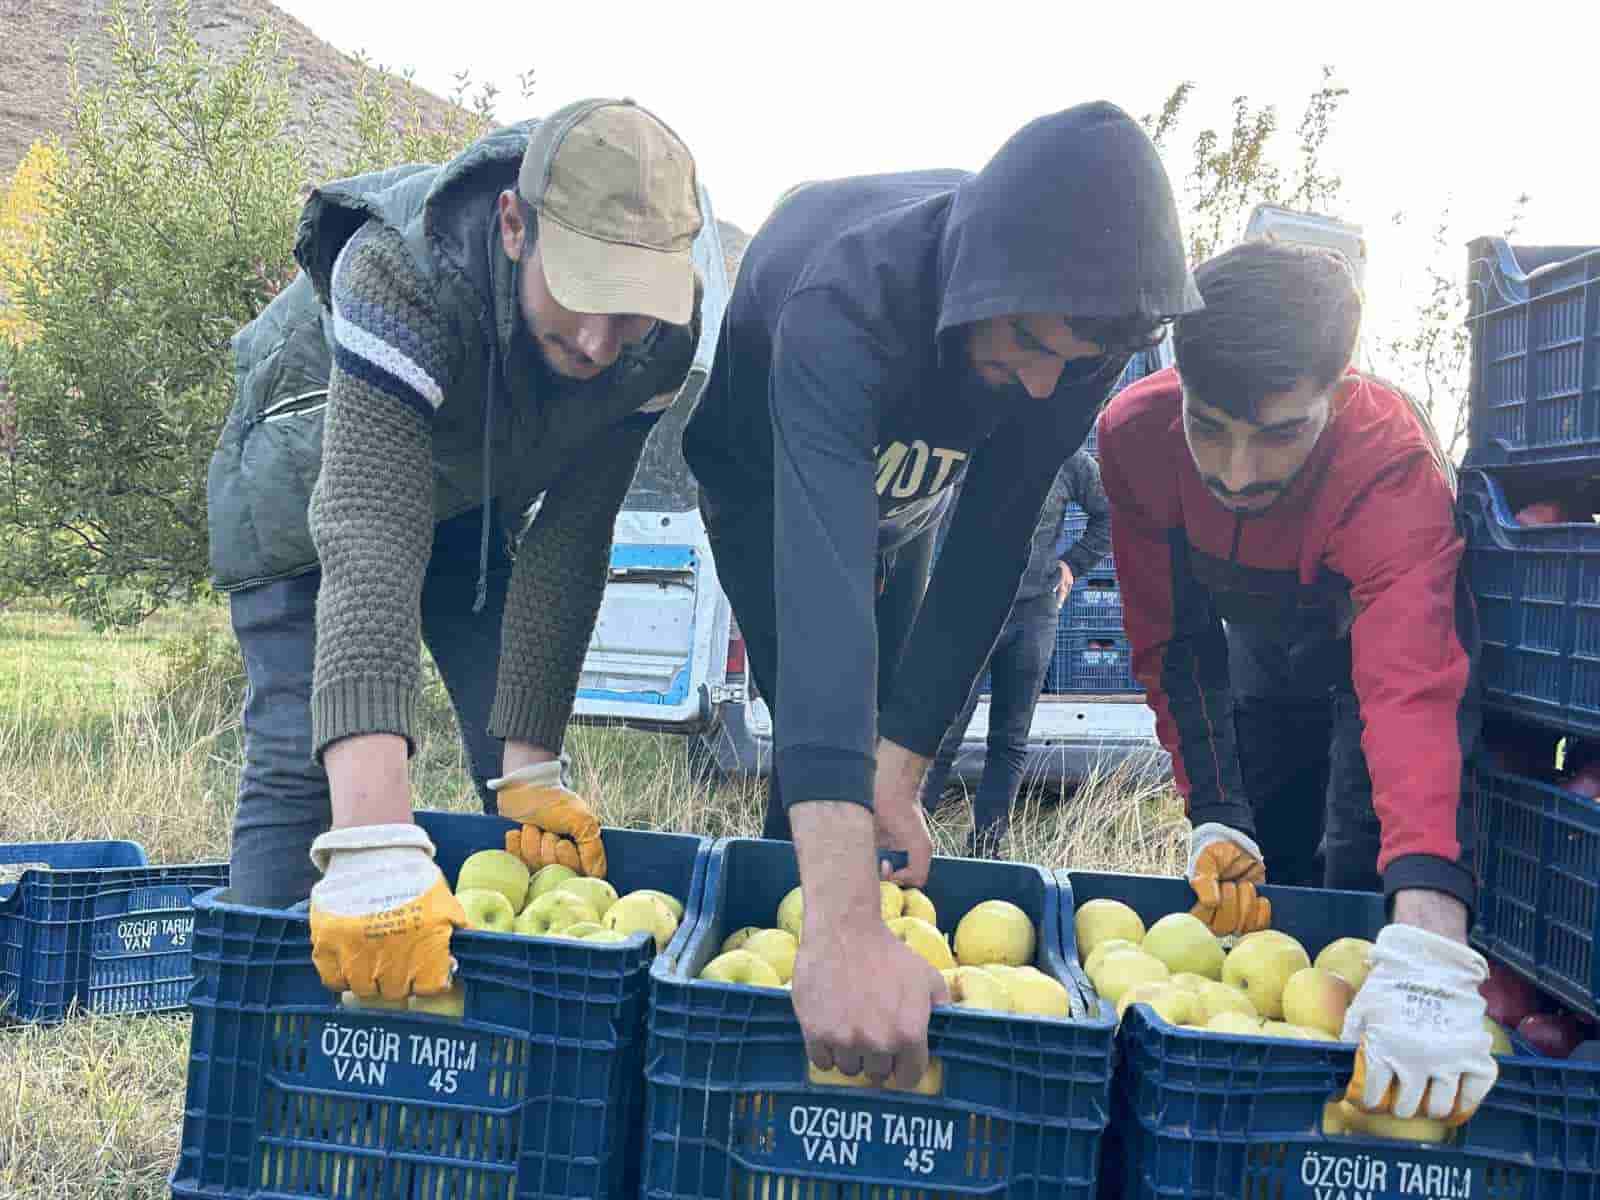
0;602;1185;1199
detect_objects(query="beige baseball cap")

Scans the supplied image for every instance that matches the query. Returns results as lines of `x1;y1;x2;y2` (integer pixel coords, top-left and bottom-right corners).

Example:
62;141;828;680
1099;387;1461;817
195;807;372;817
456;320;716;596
518;97;702;326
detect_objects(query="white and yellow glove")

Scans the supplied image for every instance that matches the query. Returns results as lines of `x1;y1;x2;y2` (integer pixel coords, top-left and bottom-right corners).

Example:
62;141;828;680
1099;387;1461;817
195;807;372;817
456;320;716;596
1187;822;1271;936
1342;924;1497;1125
490;756;608;878
307;822;465;1001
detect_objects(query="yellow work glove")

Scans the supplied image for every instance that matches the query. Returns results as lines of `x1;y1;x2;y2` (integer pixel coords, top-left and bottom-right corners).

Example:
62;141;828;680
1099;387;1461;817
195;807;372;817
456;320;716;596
307;822;466;1001
1342;924;1497;1126
489;756;607;878
1186;821;1271;936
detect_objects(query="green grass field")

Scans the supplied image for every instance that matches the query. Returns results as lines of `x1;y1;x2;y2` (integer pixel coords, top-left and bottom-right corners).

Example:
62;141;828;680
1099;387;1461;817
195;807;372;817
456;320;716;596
0;601;1185;1199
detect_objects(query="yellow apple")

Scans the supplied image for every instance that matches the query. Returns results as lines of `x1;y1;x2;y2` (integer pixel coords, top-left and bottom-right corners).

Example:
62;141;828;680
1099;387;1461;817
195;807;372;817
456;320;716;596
743;928;800;983
528;862;579;901
721;925;764;954
1083;938;1141;979
939;965;1013;1013
631;888;686;922
887;916;957;971
1314;937;1375;992
808;1058;944;1095
1484;1016;1513;1056
1141;912;1225;980
1075;898;1146;960
776;886;805;940
700;949;784;989
1335;1100;1450;1144
986;965;1070;1017
954;899;1035;966
1321;1095;1349;1135
1222;934;1310;1020
581;928;630;944
455;849;531;913
456;888;517;933
559;921;606;940
1088;948;1171;1005
1206;1011;1268;1036
604;892;679;952
554;876;619;920
1117;981;1195;1025
902;888;938;927
1281;967;1355;1038
1190;979;1258;1024
340;990;408;1011
880;881;906;921
1168;972;1211;994
408;983;466;1018
513;890;600;937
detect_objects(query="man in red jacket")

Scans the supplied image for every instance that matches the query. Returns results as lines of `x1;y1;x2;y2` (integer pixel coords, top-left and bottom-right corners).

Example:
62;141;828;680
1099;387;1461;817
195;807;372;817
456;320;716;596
1097;240;1496;1126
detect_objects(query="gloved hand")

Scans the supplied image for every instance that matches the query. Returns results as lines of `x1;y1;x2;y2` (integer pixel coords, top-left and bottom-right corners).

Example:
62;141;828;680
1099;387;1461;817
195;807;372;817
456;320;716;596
489;755;607;878
307;823;465;1000
1342;923;1497;1125
1187;821;1270;936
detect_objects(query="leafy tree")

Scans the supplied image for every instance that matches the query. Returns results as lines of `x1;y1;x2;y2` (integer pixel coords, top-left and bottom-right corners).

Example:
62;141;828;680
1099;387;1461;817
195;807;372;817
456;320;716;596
0;0;521;626
0;139;66;350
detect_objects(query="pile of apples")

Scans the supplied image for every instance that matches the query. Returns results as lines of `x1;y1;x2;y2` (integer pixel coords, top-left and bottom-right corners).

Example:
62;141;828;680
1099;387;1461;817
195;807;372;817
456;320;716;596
1481;958;1597;1060
1075;898;1375;1041
696;880;1073;1018
342;848;685;1018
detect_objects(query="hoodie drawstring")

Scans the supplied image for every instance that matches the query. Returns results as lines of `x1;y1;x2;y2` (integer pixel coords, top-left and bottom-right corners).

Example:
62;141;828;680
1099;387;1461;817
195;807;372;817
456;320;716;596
474;315;497;615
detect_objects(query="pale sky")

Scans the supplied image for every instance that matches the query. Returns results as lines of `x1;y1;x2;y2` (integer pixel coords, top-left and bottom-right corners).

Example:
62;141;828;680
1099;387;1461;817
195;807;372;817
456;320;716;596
276;0;1597;374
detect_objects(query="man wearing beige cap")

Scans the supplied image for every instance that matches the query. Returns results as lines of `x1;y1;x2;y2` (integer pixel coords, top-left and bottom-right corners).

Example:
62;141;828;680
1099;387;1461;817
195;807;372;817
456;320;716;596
206;98;702;1002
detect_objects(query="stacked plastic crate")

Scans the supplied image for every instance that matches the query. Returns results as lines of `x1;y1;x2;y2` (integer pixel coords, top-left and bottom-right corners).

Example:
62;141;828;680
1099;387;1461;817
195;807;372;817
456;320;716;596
1456;239;1600;1062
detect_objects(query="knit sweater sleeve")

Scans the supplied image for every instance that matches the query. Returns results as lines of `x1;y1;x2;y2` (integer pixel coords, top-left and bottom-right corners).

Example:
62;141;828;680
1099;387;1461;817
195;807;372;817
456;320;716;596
488;413;656;750
307;224;461;761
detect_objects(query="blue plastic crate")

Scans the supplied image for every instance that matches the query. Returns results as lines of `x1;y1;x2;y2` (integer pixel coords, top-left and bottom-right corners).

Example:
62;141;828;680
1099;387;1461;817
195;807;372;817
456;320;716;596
1064;869;1600;1199
1046;631;1139;694
1464;239;1600;475
0;840;223;1022
1063;573;1122;634
169;811;710;1200
1469;760;1600;1022
643;837;1115;1200
1459;467;1600;737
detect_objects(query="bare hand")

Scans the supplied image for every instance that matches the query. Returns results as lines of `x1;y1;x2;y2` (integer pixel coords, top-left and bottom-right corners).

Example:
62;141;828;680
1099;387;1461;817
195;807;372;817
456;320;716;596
874;738;934;886
792;918;949;1088
1055;562;1074;607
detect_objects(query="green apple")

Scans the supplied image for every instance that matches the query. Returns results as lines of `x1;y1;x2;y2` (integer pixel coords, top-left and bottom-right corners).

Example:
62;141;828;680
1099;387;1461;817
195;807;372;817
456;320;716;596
1117;981;1194;1025
954;900;1035;967
554;876;619;919
721;925;764;954
1333;1100;1449;1144
1083;937;1140;979
990;965;1070;1018
743;928;800;982
604;891;679;952
776;886;805;940
902;888;938;927
1075;898;1146;960
528;862;580;901
1484;1015;1513;1056
940;966;1013;1013
455;849;531;913
1168;972;1211;994
887;916;956;971
1314;937;1375;992
1087;948;1170;1005
1206;1011;1267;1036
1141;912;1225;980
514;889;600;937
1281;967;1355;1038
630;888;685;922
408;983;466;1018
559;921;606;940
340;990;408;1011
456;888;516;933
581;928;630;944
1190;979;1258;1024
699;948;783;988
1222;934;1311;1020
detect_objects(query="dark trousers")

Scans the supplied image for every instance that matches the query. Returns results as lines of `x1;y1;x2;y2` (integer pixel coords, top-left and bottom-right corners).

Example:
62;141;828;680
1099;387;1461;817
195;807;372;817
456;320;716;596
1227;623;1382;893
920;590;1060;854
227;507;512;909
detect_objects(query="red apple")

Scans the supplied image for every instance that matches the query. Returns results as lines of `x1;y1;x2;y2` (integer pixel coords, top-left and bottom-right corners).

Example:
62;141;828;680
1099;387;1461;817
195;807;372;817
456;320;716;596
1480;962;1539;1028
1515;500;1573;526
1567;763;1600;800
1518;1012;1584;1058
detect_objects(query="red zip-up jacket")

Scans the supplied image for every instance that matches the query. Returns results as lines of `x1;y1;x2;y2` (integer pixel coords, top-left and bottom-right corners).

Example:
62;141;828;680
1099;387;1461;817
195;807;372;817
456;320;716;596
1096;367;1477;905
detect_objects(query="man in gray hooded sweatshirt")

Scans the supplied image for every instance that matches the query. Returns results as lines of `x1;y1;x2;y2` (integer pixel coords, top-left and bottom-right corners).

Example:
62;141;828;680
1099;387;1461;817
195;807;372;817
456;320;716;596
683;100;1198;1088
206;98;703;1004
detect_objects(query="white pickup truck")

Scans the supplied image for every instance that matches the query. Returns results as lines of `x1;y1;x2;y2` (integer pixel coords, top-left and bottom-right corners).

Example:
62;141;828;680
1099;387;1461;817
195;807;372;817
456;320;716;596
567;196;1369;791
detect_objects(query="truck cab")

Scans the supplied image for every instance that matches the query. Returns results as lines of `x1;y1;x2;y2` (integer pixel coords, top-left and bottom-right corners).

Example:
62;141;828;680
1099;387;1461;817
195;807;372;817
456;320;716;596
569;200;1365;792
